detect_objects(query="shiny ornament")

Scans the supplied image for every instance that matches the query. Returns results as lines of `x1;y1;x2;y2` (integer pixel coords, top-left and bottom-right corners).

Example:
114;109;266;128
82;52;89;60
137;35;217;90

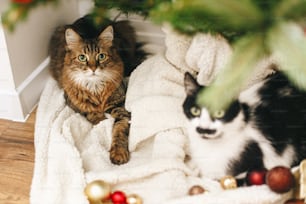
126;194;143;204
246;169;267;186
84;180;111;202
111;191;127;204
266;166;295;193
188;185;205;195
220;176;237;190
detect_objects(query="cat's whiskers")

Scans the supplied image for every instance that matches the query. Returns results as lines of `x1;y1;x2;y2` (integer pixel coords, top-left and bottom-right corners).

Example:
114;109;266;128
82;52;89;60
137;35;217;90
69;67;122;94
97;69;123;87
69;69;103;93
191;111;223;139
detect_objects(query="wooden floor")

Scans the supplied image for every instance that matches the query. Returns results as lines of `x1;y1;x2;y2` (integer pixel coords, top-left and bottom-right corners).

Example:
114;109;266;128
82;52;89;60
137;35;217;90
0;110;36;204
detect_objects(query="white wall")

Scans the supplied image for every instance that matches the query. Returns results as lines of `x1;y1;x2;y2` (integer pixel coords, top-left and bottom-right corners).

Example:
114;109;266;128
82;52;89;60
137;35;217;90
114;12;165;52
0;0;15;93
0;0;80;121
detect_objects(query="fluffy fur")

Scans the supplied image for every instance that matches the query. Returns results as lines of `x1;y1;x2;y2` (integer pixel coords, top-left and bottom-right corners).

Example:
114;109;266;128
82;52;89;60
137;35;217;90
49;16;145;165
183;71;306;180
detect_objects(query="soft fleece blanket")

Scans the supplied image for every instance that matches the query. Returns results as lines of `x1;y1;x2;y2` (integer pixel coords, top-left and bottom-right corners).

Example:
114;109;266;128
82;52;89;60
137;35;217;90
30;25;291;204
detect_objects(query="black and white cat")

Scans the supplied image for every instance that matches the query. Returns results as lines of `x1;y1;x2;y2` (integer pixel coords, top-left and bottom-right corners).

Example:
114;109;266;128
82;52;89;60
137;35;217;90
183;71;306;180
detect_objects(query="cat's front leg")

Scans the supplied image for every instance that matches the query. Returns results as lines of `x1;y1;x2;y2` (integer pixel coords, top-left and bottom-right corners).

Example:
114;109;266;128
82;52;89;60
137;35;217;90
110;117;130;165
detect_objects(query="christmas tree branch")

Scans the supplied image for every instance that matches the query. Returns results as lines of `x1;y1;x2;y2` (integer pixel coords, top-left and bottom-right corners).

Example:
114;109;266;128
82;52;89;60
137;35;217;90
268;22;306;89
274;0;306;21
151;0;263;40
197;34;266;112
2;0;58;31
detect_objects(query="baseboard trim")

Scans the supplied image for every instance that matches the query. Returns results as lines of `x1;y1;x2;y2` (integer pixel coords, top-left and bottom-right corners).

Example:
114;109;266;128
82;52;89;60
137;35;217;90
0;57;50;122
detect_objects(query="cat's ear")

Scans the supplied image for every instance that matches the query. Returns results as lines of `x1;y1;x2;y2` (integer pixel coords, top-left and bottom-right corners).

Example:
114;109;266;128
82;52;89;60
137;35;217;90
65;28;82;49
98;26;114;47
184;72;200;96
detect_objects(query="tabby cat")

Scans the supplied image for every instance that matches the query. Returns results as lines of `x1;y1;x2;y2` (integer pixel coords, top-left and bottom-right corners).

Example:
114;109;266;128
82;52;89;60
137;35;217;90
183;71;306;180
49;16;145;165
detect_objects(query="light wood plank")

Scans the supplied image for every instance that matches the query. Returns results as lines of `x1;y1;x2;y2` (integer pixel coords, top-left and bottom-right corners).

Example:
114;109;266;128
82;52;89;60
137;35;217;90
0;110;36;204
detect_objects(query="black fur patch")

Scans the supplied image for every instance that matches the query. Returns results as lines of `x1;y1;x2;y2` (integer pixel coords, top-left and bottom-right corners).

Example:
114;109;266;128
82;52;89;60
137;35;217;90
229;141;264;176
241;103;250;123
183;96;200;119
254;72;306;163
220;100;241;122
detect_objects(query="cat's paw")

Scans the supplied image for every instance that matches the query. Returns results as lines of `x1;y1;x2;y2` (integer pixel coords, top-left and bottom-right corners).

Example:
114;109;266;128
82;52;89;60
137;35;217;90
110;147;130;165
86;112;105;125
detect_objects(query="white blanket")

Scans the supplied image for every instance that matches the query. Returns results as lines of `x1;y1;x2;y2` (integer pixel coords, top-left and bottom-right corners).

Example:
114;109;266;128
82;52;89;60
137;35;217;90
30;25;290;204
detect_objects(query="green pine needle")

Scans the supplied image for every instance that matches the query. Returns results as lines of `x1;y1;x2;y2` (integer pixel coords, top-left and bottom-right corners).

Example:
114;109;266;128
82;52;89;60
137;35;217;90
274;0;306;21
2;0;58;31
94;0;170;16
268;22;306;89
151;0;263;39
197;34;266;112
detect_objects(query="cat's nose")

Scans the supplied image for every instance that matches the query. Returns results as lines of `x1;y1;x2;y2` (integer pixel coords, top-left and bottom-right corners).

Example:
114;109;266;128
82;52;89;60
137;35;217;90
90;66;97;72
196;127;216;135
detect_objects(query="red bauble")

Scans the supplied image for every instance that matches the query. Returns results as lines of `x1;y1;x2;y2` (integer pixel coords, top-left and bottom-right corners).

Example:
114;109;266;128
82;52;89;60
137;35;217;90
111;191;127;204
266;166;295;193
12;0;33;4
246;169;267;186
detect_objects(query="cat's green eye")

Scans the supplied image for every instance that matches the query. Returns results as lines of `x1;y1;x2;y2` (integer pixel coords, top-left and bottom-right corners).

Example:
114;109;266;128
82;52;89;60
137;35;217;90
97;53;107;61
78;54;87;62
190;106;201;117
213;110;225;119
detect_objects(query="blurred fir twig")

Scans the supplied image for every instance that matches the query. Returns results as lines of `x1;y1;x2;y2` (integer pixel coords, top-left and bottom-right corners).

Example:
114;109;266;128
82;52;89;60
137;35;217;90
151;0;306;112
2;0;58;31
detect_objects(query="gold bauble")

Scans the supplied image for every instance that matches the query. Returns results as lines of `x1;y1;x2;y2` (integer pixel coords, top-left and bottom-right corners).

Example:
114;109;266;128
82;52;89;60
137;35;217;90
220;176;237;190
84;180;111;202
126;194;143;204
